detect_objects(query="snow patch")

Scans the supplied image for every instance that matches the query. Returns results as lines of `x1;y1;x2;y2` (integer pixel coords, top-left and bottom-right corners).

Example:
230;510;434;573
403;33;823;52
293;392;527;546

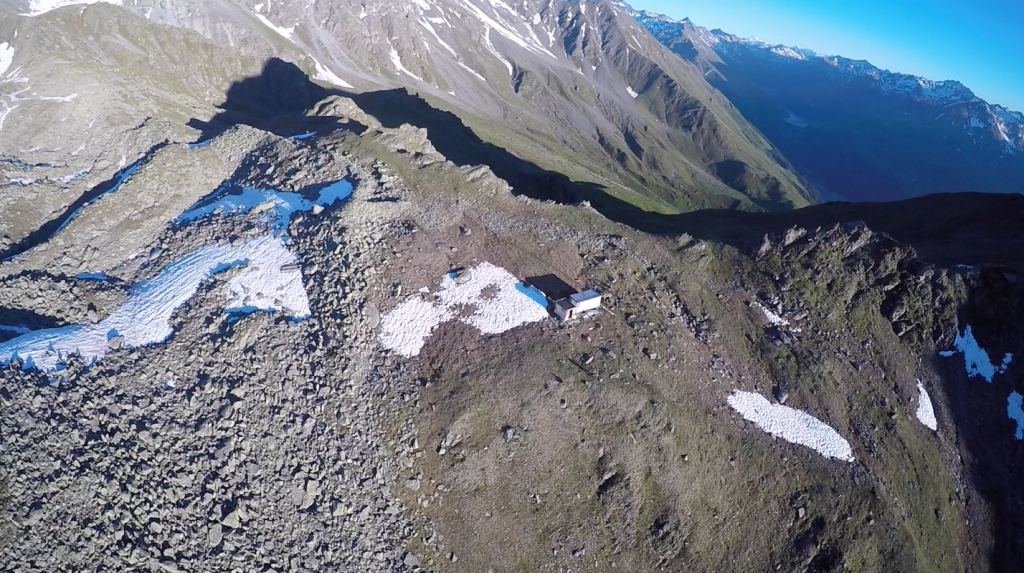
784;110;809;128
0;43;13;77
1008;392;1024;440
626;86;639;99
752;300;789;327
0;76;77;132
177;179;353;235
419;19;457;56
57;168;89;184
915;380;937;431
770;45;807;60
37;93;78;103
456;61;486;81
727;390;855;462
389;48;423;81
0;102;16;132
995;117;1015;146
255;14;295;41
484;28;513;76
378;262;550;357
454;0;556;59
310;57;354;88
943;325;1012;382
23;0;121;16
0;235;310;373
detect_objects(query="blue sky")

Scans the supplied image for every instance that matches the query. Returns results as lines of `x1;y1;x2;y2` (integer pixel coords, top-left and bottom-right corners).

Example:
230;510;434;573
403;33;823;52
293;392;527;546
629;0;1024;113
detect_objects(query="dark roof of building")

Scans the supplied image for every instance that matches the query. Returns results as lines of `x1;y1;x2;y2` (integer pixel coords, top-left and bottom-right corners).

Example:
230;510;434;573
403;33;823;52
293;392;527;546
569;289;601;304
554;298;575;311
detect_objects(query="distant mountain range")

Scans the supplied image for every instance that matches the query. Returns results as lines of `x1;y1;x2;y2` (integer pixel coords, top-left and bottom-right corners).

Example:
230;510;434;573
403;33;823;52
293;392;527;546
623;4;1024;201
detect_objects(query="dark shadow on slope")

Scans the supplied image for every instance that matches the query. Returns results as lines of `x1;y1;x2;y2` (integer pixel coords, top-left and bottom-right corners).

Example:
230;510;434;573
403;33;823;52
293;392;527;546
935;267;1024;572
0;307;63;343
189;58;610;206
582;189;1024;269
188;60;1024;270
334;87;595;204
671;192;1024;269
187;60;1024;271
188;58;365;141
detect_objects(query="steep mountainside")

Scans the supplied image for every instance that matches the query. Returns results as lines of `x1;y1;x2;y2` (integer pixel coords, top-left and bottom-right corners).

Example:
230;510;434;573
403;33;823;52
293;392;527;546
1;0;818;218
628;5;1024;202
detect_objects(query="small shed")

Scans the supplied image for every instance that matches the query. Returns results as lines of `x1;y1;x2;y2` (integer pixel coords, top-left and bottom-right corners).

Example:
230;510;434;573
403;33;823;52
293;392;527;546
553;289;602;321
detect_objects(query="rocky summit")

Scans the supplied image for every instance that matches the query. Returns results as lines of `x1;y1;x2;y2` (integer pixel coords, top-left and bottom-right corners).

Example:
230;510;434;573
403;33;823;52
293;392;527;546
0;1;1022;573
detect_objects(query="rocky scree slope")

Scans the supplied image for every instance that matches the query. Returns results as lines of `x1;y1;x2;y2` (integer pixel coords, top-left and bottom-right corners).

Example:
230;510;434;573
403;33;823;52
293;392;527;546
0;114;438;571
626;3;1024;202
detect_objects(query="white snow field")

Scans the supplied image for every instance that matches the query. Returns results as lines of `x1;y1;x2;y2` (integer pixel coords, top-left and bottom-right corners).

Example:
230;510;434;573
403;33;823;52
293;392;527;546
389;48;423;81
310;56;354;88
0;42;13;77
941;325;1013;382
177;179;353;234
727;390;855;462
0;235;310;372
378;262;550;357
1008;392;1024;440
0;174;354;373
255;14;295;41
915;380;938;431
24;0;121;16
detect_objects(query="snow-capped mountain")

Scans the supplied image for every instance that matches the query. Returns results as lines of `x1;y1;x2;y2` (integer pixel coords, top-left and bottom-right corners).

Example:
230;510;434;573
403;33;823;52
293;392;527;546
623;4;1024;201
708;30;1024;148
